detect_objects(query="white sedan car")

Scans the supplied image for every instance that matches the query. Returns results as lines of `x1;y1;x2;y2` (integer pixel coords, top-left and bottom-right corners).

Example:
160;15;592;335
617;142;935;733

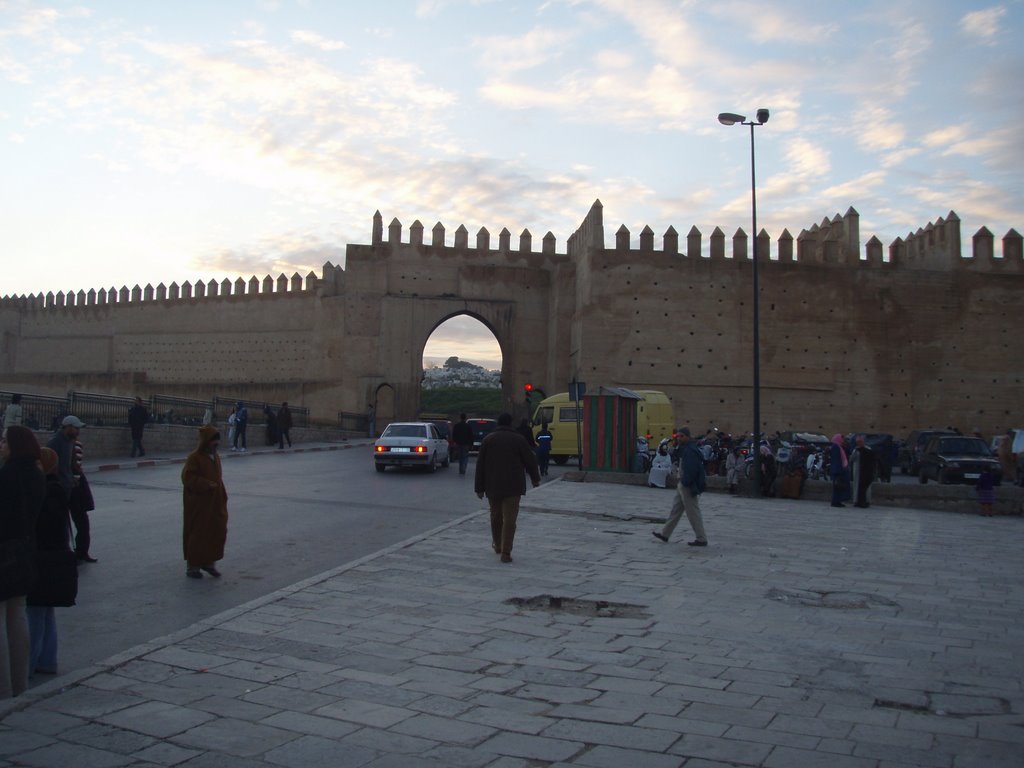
374;422;451;473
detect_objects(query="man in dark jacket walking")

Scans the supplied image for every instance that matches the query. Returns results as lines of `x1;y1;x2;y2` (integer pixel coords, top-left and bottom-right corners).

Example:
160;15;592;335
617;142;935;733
452;413;473;475
652;426;709;547
474;413;541;563
277;402;293;448
128;397;148;458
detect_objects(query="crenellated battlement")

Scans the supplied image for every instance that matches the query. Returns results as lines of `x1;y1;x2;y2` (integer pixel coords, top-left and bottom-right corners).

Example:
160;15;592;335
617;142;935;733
370;210;561;257
572;200;1022;272
0;263;350;310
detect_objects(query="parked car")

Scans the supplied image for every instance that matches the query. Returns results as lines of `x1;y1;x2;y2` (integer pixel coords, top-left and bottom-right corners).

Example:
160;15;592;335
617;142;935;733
373;422;451;472
898;429;960;475
918;435;1001;485
467;418;497;453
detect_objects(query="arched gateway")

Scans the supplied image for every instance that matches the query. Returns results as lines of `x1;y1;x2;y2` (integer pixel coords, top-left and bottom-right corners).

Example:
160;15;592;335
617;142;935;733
1;202;1022;437
346;213;570;424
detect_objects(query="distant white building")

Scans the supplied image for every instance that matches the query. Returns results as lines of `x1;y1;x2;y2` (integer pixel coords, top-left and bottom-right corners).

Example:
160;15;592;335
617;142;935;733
422;364;500;389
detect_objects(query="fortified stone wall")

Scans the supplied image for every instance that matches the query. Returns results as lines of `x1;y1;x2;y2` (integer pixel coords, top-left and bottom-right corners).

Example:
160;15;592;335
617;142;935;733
1;201;1021;437
0;270;354;420
568;202;1023;436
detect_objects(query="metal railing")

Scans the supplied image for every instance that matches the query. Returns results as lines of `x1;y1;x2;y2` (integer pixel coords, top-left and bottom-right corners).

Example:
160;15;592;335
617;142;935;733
338;411;369;433
151;395;211;426
2;390;316;433
67;391;135;428
0;391;69;432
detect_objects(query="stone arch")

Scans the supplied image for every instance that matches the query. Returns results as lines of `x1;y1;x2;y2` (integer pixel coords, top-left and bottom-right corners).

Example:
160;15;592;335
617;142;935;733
419;310;505;377
416;308;516;417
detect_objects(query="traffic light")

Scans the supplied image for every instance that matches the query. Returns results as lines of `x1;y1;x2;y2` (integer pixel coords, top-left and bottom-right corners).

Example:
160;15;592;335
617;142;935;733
524;383;534;406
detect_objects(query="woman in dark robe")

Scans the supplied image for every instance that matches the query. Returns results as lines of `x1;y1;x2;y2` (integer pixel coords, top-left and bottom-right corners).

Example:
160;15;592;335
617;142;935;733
0;426;45;698
181;426;228;579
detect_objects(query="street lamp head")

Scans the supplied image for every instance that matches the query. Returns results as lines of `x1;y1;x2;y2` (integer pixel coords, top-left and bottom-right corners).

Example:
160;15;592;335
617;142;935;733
756;108;770;124
718;112;745;126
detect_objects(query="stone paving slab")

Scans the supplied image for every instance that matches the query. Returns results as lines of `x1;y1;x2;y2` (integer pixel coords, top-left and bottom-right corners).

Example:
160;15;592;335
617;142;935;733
2;481;1023;767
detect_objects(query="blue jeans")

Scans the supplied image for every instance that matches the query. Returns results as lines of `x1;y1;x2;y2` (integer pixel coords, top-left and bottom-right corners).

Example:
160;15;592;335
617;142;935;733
27;606;58;674
457;445;470;474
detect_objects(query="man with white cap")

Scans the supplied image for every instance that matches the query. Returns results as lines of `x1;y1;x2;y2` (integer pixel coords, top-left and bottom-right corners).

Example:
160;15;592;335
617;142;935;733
47;416;97;562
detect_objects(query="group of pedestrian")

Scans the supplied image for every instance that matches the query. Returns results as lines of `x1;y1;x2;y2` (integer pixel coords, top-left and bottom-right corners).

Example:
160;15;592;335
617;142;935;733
1;421;81;698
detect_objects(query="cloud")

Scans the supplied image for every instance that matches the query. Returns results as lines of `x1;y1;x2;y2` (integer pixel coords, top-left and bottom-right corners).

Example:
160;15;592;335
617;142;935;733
922;124;970;149
851;106;906;152
590;0;704;68
196;232;347;280
474;25;571;73
784;137;831;179
921;123;1021;166
819;170;887;203
960;6;1006;42
709;1;839;44
290;30;347;51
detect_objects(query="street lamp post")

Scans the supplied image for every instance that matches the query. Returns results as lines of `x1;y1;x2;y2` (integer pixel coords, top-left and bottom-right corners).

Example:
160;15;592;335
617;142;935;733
718;108;769;497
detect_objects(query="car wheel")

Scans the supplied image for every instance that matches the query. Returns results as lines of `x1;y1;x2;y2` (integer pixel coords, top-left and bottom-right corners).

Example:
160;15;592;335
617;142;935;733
375;463;385;473
918;470;927;484
429;452;438;473
553;455;569;466
442;452;450;468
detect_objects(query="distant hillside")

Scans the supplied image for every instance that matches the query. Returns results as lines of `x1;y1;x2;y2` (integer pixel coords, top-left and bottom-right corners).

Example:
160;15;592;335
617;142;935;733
420;387;503;418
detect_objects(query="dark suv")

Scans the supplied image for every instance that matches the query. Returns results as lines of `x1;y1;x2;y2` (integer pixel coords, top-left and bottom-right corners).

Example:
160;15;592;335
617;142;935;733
468;418;497;453
898;429;959;475
918;436;1001;485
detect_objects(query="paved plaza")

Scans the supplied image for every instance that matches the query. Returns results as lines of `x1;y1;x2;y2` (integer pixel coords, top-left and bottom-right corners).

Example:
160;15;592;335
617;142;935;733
2;479;1022;767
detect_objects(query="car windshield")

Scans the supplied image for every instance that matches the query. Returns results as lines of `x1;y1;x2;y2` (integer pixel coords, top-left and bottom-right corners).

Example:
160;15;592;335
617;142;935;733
383;425;427;439
937;437;989;456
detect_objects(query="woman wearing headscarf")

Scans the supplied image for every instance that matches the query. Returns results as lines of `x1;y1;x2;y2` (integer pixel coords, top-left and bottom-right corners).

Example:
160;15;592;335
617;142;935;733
181;425;229;579
26;447;77;677
726;446;742;494
0;425;46;697
647;439;673;488
829;433;852;508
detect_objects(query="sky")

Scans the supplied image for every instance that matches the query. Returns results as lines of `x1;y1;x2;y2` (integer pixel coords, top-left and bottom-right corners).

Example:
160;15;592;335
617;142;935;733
2;0;1022;369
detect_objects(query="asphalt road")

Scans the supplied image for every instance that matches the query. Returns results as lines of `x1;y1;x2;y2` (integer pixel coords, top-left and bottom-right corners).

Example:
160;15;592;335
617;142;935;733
47;446;567;684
